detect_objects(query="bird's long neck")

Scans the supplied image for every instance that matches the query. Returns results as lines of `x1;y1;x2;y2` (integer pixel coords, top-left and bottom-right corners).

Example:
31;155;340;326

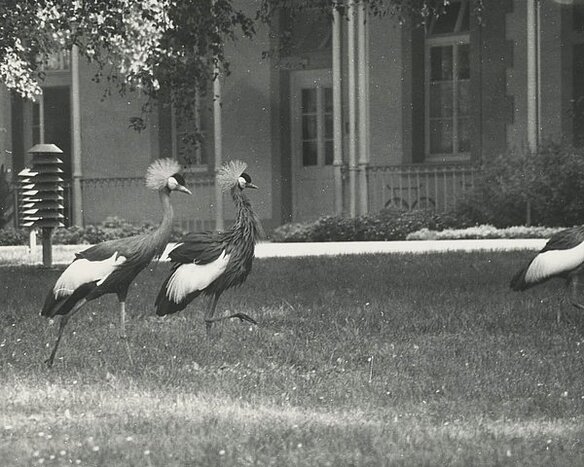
230;188;262;244
151;188;174;252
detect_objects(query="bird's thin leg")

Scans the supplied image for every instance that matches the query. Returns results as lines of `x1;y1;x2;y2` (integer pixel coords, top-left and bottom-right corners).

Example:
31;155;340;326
569;276;584;315
116;290;129;339
119;301;127;339
45;298;87;367
204;292;257;335
204;294;220;336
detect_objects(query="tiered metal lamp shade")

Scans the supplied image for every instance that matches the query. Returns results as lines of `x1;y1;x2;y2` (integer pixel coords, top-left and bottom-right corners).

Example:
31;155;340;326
18;144;65;228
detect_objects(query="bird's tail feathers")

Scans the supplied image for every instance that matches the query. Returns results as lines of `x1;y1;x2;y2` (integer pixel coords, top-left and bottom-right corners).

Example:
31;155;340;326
155;288;198;316
41;282;97;318
41;294;68;318
154;275;198;316
510;267;531;291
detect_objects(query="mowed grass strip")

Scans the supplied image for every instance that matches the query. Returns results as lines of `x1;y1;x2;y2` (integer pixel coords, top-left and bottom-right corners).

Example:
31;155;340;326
2;251;584;466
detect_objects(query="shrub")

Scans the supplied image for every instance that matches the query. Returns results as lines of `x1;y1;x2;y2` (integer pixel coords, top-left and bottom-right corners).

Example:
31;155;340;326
82;216;155;244
407;225;564;240
270;222;315;242
456;142;584;227
0;216;186;246
78;216;156;244
0;228;28;246
272;208;462;242
52;225;87;245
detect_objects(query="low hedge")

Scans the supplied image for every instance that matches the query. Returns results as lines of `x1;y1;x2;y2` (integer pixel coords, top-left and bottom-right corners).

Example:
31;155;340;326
407;225;564;241
271;210;568;243
0;215;568;246
271;208;462;242
0;216;185;246
0;228;29;246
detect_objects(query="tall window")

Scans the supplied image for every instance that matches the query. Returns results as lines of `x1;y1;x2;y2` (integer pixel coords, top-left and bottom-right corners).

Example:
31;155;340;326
173;90;210;168
425;0;471;161
573;2;584;147
300;86;333;167
166;87;211;170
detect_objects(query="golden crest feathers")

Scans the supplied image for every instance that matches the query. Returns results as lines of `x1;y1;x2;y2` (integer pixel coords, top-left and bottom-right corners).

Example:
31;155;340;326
145;158;181;191
217;160;247;192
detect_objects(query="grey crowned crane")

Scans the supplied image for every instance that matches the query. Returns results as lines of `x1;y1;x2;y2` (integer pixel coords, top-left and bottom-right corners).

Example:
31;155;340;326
42;158;191;366
510;226;584;322
155;160;262;332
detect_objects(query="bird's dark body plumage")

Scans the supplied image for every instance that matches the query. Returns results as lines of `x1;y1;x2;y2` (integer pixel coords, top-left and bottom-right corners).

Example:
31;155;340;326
41;159;191;366
155;171;262;328
539;226;584;252
42;231;169;318
510;226;584;291
510;226;584;322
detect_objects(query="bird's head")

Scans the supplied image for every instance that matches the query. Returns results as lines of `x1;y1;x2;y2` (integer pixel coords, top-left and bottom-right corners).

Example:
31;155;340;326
146;158;191;195
217;160;259;192
237;173;258;190
167;173;192;195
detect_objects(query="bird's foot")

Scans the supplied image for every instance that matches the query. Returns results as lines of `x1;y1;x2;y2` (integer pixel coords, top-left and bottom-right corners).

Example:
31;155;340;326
44;357;55;368
228;313;257;325
204;312;257;339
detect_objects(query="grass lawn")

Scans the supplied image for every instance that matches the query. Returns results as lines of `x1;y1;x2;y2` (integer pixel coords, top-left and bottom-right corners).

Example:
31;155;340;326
2;251;584;466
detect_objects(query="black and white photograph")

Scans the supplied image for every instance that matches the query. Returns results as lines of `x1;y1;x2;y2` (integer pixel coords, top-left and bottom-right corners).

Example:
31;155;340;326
1;0;584;465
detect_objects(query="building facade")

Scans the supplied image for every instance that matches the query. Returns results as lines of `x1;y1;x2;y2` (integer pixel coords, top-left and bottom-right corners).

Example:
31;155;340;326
0;0;582;231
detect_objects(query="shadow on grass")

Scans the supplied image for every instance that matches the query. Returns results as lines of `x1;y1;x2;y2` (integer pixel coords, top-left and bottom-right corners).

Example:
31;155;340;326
2;251;584;465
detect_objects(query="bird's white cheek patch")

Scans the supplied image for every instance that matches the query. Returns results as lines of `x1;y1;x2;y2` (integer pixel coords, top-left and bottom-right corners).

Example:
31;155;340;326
53;253;126;299
525;243;584;283
166;252;230;303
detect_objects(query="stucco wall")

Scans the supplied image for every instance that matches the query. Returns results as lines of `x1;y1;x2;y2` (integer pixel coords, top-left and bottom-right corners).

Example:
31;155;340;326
506;0;564;151
539;0;563;141
76;60;156;225
221;2;273;225
368;14;403;166
78;64;154;179
0;88;11;174
78;1;274;229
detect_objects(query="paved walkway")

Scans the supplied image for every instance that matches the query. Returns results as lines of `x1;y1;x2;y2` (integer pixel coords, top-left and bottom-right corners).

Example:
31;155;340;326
0;239;546;266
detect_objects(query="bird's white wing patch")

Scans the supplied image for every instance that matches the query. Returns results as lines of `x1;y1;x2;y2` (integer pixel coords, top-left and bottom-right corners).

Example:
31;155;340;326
166;251;230;303
160;242;182;262
525;242;584;284
53;253;127;299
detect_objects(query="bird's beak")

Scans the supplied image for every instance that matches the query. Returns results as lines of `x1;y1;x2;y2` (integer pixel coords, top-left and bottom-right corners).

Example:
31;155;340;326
177;185;192;195
247;183;258;190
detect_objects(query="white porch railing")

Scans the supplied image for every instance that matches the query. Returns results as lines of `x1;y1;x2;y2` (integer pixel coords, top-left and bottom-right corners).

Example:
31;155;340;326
80;174;216;231
367;164;479;213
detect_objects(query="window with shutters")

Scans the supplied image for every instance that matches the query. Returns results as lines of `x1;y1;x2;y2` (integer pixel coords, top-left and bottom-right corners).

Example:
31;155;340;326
160;87;212;171
572;2;584;147
300;86;334;167
172;88;211;169
425;0;471;161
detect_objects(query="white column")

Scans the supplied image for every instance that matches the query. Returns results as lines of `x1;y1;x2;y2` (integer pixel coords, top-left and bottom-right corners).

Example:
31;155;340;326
71;45;83;226
213;64;224;231
526;0;539;153
357;0;369;215
347;0;357;217
332;2;344;216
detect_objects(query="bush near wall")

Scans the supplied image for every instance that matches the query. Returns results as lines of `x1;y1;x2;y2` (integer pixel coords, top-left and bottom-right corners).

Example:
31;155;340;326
0;216;186;246
455;142;584;227
407;225;564;241
0;216;572;246
271;208;462;242
271;216;566;243
0;228;28;246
